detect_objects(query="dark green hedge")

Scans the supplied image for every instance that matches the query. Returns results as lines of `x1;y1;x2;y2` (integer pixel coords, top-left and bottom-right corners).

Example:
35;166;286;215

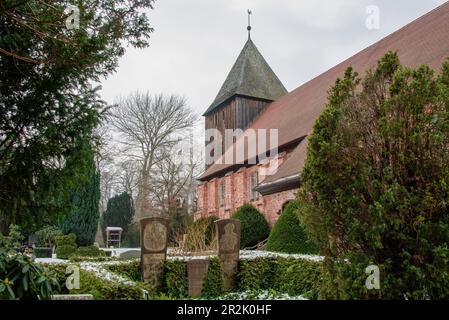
104;260;140;281
202;257;224;297
73;245;105;258
33;247;53;258
238;257;322;299
266;201;319;254
55;234;77;259
161;259;188;298
43;255;322;299
232;204;269;249
43;263;145;300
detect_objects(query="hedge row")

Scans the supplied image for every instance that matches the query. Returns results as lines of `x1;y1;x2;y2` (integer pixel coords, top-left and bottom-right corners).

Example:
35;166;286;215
103;256;321;299
105;257;225;298
42;263;145;300
43;256;322;300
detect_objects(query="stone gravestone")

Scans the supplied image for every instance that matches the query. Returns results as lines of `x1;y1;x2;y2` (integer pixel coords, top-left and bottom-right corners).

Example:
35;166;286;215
140;217;169;292
216;219;241;290
187;259;209;297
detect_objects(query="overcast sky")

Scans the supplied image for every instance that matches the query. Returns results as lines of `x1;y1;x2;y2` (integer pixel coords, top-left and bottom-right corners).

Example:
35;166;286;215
99;0;447;120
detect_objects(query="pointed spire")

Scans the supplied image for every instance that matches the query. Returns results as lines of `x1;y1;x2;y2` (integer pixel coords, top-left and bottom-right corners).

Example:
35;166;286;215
247;9;252;40
203;39;287;116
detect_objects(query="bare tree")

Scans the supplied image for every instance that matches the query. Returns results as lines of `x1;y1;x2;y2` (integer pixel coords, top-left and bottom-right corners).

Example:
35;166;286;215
116;160;140;200
111;92;196;220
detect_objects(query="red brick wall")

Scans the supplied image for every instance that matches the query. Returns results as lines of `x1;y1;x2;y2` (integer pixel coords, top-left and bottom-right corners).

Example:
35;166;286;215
195;152;297;227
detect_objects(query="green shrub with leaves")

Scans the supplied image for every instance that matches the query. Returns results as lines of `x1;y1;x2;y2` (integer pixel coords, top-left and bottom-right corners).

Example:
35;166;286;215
237;257;322;299
161;260;188;298
72;269;145;300
33;248;53;258
42;262;146;300
237;257;277;291
203;257;224;297
266;201;318;254
35;226;63;248
55;234;77;259
232;204;269;249
73;245;105;258
0;249;59;300
298;52;449;299
104;260;140;281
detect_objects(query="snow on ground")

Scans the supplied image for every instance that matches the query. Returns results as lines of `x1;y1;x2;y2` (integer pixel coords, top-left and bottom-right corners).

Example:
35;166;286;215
36;249;324;263
239;250;324;262
215;290;309;300
35;257;67;264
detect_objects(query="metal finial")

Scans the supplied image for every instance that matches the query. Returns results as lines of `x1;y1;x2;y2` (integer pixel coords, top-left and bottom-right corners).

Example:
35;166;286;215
247;9;252;40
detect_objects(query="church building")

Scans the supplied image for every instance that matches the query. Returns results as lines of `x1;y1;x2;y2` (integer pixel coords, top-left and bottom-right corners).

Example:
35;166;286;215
195;3;449;226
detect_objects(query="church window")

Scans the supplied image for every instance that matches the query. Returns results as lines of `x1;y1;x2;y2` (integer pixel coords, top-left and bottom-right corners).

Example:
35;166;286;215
249;172;259;201
219;182;226;207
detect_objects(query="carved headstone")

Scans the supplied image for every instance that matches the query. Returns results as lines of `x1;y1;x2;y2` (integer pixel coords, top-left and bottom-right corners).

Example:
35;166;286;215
140;217;169;292
187;259;209;297
216;219;240;290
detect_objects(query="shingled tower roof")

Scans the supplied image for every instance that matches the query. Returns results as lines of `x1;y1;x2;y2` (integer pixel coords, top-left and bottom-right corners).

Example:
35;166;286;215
203;39;287;116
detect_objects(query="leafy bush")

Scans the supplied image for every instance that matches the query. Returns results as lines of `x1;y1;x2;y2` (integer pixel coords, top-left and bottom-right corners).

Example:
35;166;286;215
33;247;53;258
73;245;105;258
104;260;140;281
298;52;449;299
232;204;269;249
35;226;63;248
0;224;24;251
55;234;77;259
266;201;318;254
0;249;59;300
42;262;145;300
72;270;145;300
202;257;224;297
238;257;322;299
236;257;277;291
161;260;188;298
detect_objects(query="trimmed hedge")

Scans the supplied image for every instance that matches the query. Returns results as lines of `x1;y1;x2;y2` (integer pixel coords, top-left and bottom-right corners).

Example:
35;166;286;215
266;201;319;254
202;257;224;297
105;257;225;298
232;204;269;249
71;269;144;300
33;247;53;258
43;263;145;300
105;256;321;299
43;255;322;299
161;260;188;298
73;245;105;258
55;234;77;259
238;257;322;299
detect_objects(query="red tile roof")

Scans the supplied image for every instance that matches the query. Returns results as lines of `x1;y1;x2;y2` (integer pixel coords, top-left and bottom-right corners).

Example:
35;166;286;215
200;1;449;181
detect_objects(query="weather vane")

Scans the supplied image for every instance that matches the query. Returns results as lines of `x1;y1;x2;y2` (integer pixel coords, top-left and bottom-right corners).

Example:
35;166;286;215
247;9;252;40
